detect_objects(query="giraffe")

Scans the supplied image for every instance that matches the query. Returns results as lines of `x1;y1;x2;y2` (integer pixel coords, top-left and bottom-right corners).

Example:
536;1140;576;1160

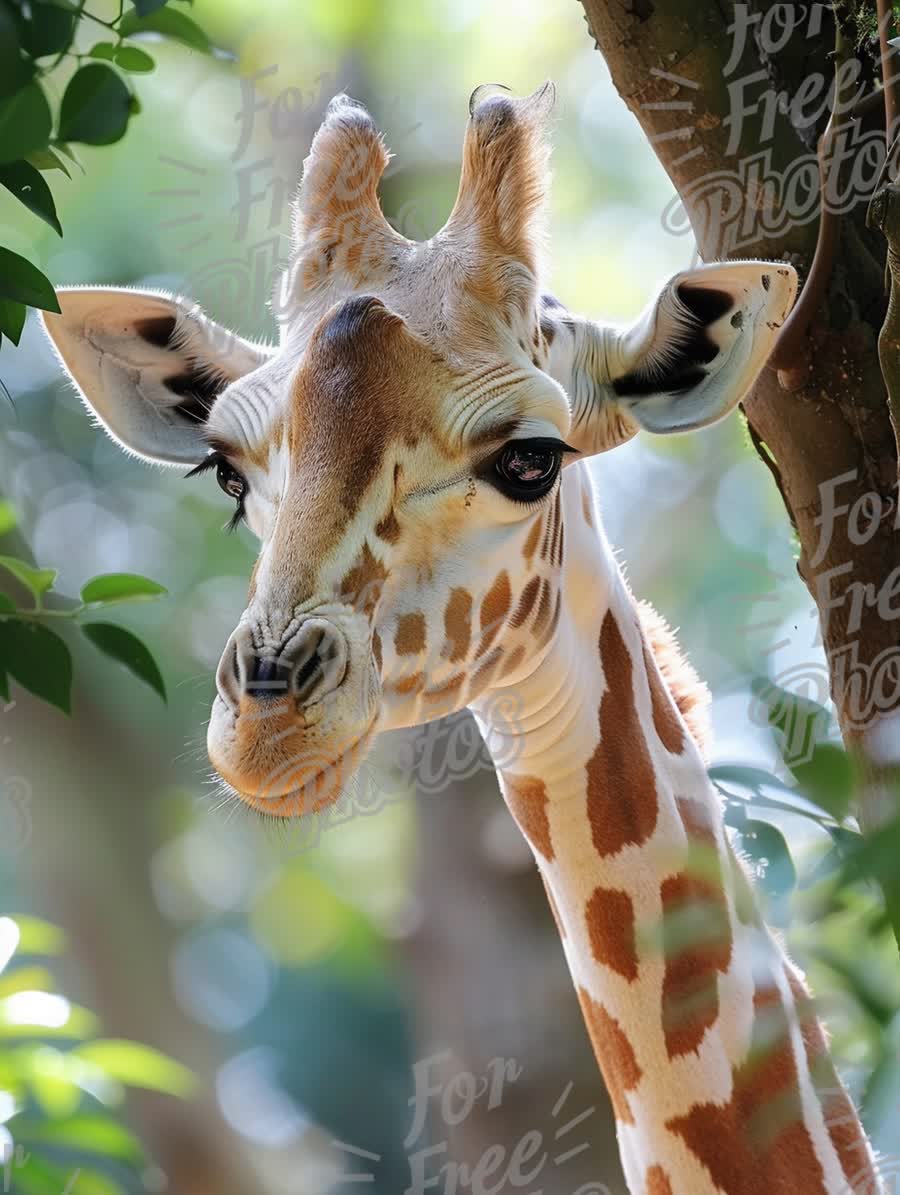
41;86;883;1194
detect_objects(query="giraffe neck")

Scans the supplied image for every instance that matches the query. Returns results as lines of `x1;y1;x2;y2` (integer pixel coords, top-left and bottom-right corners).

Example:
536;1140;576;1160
471;462;880;1195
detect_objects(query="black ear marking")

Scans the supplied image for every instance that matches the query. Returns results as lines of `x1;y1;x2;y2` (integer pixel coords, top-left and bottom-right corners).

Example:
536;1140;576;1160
135;315;177;348
612;283;737;399
613;366;708;399
676;284;733;326
164;370;226;423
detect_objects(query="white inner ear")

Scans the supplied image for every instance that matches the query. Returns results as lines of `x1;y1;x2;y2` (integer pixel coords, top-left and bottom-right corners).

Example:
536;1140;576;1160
42;288;271;467
614;261;798;434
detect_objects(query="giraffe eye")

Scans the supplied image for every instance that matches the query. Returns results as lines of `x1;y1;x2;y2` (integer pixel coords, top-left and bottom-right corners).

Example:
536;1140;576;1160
216;459;246;502
493;439;566;501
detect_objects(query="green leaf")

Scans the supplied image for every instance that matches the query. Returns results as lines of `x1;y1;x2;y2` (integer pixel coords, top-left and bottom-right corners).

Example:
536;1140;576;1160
0;299;27;346
0;666;7;699
0;501;17;535
708;764;796;795
13;1115;145;1164
0;8;34;100
738;818;797;898
131;0;171;13
81;622;166;701
0;249;59;312
119;6;213;53
58;64;132;147
0;555;57;597
0;160;62;235
16;2;77;57
10;916;65;956
0;621;72;713
25;146;71;178
87;41;117;61
54;142;85;174
0;82;53;165
73;1040;195;1096
114;45;155;72
0;966;56;998
789;742;855;822
80;573;167;605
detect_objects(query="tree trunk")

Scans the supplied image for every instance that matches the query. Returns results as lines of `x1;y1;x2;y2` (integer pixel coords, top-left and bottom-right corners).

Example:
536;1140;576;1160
578;1;899;812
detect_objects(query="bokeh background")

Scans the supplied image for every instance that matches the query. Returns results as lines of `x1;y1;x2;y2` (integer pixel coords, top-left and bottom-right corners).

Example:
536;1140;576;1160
1;1;897;1191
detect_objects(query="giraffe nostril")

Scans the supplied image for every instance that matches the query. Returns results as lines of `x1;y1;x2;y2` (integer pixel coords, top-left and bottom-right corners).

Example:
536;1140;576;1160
245;655;291;700
293;650;322;704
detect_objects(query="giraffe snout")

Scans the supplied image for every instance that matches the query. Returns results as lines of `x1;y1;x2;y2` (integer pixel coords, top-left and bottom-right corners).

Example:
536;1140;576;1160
218;618;349;712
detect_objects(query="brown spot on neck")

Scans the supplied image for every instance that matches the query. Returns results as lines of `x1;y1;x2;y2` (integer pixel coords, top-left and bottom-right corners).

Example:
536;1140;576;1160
503;774;553;861
666;978;828;1193
522;515;543;565
786;969;879;1192
643;641;686;754
586;610;658;857
510;574;541;628
477;570;512;655
645;1167;674;1195
586;887;638;982
577;988;641;1125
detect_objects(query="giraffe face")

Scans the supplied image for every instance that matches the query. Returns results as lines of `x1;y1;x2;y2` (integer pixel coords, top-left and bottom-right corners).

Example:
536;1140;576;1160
196;289;573;815
41;85;797;818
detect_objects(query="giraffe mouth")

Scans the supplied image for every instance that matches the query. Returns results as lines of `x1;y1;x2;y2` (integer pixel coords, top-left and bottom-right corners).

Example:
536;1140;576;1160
211;726;376;820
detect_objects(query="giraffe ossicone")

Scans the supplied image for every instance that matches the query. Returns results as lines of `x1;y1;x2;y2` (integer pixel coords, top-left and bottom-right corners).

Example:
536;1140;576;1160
42;85;883;1194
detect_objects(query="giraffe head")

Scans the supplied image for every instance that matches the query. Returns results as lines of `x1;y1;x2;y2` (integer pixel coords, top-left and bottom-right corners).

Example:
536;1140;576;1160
42;87;796;816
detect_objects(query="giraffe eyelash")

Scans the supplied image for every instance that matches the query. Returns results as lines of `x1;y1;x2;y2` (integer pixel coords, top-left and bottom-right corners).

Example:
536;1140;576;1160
185;452;248;532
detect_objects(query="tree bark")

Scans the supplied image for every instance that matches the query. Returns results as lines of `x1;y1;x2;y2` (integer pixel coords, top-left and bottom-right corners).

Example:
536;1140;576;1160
579;1;899;803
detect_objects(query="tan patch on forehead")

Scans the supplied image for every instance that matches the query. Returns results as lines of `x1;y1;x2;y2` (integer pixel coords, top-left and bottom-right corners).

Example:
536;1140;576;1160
395;611;426;656
586;610;658;858
666;979;828;1193
577;988;640;1125
586;887;638;982
787;969;878;1193
442;588;472;662
645;1167;674;1195
503;773;553;860
283;296;450;583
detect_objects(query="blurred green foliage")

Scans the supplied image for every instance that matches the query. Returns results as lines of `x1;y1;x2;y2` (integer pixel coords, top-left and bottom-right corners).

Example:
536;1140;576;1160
0;914;192;1194
0;0;226;348
0;502;168;710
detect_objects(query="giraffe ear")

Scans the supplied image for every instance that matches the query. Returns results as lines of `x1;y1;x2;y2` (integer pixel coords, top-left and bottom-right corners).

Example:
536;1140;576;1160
41;288;271;466
603;261;798;437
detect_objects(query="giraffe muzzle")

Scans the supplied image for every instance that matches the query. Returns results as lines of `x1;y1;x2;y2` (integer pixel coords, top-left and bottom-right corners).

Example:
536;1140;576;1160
207;612;380;815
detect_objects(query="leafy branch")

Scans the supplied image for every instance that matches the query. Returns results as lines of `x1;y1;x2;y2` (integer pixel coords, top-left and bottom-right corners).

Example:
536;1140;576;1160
0;503;168;710
0;0;226;351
